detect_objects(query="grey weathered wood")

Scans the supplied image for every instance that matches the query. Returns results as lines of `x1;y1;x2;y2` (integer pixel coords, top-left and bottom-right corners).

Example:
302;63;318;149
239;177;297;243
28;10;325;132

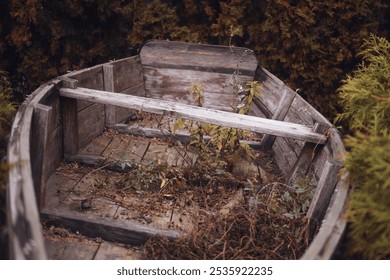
64;153;135;173
288;123;330;183
78;103;105;149
306;160;342;235
260;89;296;150
140;40;258;75
60;77;78;89
31;104;52;209
109;124;264;150
142;67;252;111
60;87;328;144
140;40;258;111
7;105;47;259
103;64;116;125
62;97;79;154
302;173;350;259
45;239;99;260
104;57;145;124
41;208;181;245
67;65;104;90
110;56;144;93
253;66;286;116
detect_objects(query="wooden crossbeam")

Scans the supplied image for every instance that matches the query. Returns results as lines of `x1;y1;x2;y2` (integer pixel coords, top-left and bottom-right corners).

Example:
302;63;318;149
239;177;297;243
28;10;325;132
59;87;327;144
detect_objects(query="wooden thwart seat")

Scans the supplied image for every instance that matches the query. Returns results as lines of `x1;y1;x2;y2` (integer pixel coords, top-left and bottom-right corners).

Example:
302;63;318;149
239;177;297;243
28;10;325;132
59;86;328;155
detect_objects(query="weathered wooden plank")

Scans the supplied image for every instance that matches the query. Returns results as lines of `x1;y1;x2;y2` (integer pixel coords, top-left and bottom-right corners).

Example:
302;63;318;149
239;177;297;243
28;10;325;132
45;239;99;260
44;169;84;209
115;82;145;123
260;89;296;150
287;123;330;183
62;97;79;154
43;125;63;185
7;105;47;259
60;77;78;89
31;104;52;209
272;137;300;174
140;40;257;112
78;133;112;156
143;67;255;111
121;82;146;96
101;136;131;160
60;87;328;144
104;58;145;124
64;153;135;173
307;160;342;232
67;65;104;90
78;103;105;149
103;64;116;125
302;173;350;259
140;40;258;75
111;56;144;93
40;208;181;245
254;67;286;116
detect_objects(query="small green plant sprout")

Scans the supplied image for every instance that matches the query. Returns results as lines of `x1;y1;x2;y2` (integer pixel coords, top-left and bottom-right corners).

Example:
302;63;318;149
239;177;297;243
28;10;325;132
181;81;261;168
236;81;262;114
189;82;205;107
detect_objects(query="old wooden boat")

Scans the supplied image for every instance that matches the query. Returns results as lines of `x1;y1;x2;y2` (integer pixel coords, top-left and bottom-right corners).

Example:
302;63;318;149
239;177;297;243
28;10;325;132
6;40;350;260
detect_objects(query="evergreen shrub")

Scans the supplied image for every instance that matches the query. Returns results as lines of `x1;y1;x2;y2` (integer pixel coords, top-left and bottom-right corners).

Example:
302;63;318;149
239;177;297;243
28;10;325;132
337;35;390;259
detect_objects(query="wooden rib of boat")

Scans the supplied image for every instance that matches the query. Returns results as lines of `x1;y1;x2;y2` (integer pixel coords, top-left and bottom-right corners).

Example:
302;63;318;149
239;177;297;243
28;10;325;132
6;40;350;260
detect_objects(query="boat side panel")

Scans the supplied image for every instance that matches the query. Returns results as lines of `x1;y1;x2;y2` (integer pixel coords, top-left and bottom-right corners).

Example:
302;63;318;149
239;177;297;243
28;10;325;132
110;56;145;94
67;66;106;150
78;103;105;148
107;56;146;124
24;82;64;211
7;105;47;259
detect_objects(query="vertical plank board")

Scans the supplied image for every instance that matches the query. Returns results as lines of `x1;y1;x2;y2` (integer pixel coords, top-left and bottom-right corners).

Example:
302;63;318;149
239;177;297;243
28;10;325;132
31;104;52;209
62;97;79;155
307;160;341;232
287;123;329;184
111;56;144;93
67;65;104;90
260;89;296;150
103;64;116;125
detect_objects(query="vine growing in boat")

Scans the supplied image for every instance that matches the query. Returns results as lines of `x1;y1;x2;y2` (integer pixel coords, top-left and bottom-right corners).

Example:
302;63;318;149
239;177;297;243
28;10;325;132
174;80;261;170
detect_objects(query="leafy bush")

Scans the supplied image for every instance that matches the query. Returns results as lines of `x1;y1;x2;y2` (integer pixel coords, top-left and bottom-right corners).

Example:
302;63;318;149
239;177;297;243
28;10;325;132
1;0;387;117
337;35;390;259
0;71;15;159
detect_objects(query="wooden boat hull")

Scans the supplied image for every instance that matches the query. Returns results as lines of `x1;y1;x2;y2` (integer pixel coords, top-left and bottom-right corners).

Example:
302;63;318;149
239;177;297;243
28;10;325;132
6;40;350;259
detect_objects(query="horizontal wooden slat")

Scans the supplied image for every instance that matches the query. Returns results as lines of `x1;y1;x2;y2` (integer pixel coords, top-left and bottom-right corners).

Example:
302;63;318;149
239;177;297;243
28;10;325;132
41;208;180;245
59;87;327;144
140;40;258;75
